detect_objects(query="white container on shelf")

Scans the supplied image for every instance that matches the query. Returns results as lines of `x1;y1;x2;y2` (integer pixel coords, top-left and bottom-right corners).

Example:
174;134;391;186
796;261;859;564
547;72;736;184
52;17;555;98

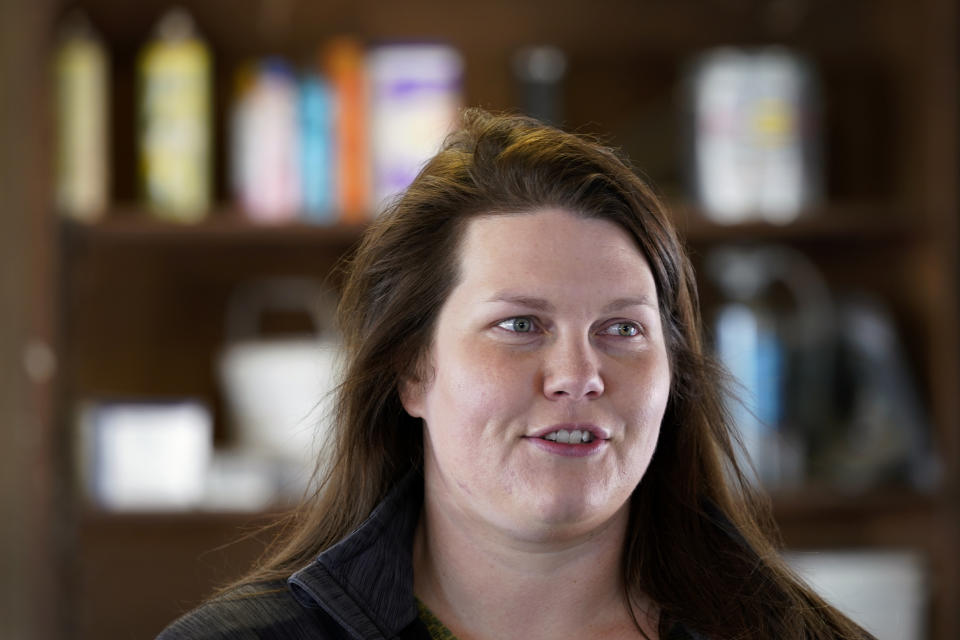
688;47;821;224
219;336;340;465
76;400;212;511
785;550;927;640
367;43;463;210
217;279;342;498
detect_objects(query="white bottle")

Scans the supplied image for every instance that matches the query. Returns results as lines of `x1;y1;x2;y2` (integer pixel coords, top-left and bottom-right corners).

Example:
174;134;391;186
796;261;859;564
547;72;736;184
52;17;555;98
752;49;820;224
237;60;301;222
690;49;755;223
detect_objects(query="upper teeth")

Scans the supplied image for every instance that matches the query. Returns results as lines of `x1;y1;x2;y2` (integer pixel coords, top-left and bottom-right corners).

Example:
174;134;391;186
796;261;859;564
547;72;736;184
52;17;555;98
543;429;593;443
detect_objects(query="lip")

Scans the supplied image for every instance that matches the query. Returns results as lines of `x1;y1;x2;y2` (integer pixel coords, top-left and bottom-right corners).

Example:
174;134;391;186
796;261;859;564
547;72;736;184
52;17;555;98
523;423;610;458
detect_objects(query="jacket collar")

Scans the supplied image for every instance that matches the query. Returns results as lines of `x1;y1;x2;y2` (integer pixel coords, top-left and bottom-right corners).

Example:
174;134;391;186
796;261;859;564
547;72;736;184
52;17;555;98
287;470;424;640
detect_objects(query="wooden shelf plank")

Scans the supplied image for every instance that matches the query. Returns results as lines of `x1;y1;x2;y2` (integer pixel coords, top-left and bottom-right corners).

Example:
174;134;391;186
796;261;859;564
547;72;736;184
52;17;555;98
75;486;942;527
771;487;939;520
60;208;368;247
59;201;926;247
769;487;948;552
672;202;927;245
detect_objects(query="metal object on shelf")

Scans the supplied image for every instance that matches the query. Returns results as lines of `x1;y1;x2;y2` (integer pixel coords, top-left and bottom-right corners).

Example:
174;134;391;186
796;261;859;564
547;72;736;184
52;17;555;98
513;45;567;126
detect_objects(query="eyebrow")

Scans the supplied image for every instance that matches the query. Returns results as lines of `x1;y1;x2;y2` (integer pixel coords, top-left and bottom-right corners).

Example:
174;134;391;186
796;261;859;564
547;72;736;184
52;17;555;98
484;294;656;313
601;296;657;312
485;294;555;312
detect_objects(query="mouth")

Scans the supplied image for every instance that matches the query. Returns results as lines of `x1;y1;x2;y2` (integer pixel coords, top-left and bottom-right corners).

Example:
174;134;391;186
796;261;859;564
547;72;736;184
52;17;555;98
527;424;608;445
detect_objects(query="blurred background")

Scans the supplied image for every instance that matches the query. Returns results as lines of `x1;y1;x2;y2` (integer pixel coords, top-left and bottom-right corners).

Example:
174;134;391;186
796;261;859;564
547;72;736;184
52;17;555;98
1;0;957;638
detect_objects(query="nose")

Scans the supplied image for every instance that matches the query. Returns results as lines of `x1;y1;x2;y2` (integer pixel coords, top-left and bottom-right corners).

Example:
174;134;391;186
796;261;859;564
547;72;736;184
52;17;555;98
542;334;605;400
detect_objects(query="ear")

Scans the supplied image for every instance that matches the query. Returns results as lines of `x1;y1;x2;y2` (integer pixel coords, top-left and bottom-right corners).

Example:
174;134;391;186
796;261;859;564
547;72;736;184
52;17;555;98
399;352;434;419
399;375;426;418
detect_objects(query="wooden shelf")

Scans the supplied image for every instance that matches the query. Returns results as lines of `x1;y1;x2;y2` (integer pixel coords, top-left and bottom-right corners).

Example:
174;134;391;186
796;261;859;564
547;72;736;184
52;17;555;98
74;485;941;520
674;202;927;245
60;208;368;248
61;200;924;248
78;507;286;526
770;488;954;559
73;485;947;550
770;487;941;529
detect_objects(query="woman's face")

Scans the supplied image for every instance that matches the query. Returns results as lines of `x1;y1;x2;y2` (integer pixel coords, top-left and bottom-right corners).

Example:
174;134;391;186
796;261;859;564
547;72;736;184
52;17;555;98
402;208;671;543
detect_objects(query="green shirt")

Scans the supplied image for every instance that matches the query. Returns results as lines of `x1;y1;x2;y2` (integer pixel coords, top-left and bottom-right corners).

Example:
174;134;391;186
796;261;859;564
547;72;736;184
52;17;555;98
416;598;459;640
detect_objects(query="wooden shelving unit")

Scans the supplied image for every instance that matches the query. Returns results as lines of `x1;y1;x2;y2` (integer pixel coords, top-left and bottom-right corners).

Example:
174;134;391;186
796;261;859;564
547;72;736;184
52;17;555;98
2;0;956;638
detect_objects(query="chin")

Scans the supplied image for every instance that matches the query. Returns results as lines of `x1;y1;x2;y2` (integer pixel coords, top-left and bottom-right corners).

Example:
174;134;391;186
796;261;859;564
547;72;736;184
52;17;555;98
522;492;616;535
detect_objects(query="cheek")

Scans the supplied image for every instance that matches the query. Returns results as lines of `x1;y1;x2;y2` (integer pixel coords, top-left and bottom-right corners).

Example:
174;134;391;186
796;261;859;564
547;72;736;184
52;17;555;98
427;343;531;434
645;364;672;416
618;353;671;435
646;371;671;432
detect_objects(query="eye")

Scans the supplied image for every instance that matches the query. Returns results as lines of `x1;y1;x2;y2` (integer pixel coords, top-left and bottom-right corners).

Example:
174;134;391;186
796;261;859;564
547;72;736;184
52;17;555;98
601;322;641;337
497;316;537;333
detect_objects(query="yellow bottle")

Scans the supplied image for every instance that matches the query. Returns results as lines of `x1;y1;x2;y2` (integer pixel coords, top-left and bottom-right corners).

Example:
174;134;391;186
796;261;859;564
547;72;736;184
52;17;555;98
138;8;211;221
54;13;109;222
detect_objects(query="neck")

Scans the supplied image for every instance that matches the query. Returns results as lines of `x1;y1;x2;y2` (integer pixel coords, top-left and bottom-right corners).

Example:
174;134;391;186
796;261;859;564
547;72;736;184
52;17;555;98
412;489;656;640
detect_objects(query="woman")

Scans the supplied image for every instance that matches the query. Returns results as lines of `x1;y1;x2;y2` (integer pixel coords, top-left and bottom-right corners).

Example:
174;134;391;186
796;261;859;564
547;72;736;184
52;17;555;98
159;109;869;639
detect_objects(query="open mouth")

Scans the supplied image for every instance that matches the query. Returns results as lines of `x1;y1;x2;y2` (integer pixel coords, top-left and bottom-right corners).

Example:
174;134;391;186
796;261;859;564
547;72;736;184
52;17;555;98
540;429;595;444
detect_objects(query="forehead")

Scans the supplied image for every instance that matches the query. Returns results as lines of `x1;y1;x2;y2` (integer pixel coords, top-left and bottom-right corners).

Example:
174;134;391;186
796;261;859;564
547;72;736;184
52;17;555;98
455;208;657;298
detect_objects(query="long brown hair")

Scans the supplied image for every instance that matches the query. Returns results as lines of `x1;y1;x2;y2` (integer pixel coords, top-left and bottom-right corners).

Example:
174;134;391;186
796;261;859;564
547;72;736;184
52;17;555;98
239;109;866;639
